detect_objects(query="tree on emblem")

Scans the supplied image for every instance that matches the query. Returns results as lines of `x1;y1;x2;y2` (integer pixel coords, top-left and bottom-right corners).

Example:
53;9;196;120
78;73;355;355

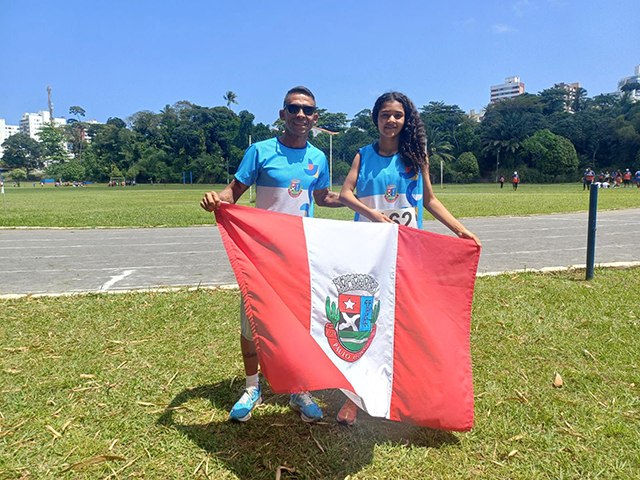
325;297;340;327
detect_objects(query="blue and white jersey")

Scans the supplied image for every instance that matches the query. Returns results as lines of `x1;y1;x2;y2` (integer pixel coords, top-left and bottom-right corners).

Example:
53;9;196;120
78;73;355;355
235;137;329;217
354;144;424;228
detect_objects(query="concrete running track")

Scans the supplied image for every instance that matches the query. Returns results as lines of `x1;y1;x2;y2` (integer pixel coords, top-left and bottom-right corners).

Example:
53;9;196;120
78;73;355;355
1;208;638;297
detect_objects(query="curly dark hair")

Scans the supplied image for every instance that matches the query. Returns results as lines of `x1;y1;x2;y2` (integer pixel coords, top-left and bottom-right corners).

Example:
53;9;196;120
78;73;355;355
371;92;428;172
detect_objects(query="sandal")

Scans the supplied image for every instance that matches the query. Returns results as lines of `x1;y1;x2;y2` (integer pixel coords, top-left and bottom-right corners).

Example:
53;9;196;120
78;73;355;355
336;398;359;426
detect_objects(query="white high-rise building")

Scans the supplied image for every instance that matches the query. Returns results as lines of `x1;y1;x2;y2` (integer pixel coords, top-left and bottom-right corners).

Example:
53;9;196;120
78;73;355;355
555;82;582;112
617;65;640;102
0;119;20;159
20;111;66;140
490;76;525;103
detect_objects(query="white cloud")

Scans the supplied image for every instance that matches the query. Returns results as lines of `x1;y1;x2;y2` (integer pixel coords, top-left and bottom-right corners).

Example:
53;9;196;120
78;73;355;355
492;23;517;34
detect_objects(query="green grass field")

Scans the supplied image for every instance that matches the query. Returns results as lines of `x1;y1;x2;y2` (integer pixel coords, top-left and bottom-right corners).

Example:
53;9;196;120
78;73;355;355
1;268;639;479
2;182;638;478
0;183;638;228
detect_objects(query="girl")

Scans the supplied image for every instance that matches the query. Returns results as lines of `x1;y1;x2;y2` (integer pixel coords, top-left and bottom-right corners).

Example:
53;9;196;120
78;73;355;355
338;91;481;426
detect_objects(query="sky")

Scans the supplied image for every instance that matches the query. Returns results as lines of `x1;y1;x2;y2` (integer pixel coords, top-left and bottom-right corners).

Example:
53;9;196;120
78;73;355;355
1;0;638;127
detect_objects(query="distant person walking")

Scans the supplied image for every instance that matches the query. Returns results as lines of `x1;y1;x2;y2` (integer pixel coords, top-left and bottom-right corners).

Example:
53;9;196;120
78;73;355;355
583;167;595;191
498;175;505;189
511;171;520;190
622;169;632;187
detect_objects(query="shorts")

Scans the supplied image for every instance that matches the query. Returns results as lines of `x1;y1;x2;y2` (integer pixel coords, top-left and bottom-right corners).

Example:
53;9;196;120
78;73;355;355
240;296;253;340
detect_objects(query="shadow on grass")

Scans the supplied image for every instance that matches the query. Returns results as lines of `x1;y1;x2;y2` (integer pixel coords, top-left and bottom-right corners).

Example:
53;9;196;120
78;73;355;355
158;381;459;480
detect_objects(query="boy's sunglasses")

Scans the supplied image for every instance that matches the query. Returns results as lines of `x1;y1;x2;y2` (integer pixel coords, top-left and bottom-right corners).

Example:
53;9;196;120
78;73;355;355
285;104;316;115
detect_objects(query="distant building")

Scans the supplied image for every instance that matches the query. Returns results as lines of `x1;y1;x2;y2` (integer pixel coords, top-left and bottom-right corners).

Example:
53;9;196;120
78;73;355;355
468;109;485;122
555;82;582;112
20;111;66;140
490;76;525;103
0;119;20;159
617;65;640;102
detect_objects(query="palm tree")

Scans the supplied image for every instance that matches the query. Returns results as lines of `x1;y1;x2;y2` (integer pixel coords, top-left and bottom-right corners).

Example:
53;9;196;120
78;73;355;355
426;127;455;187
485;137;523;181
68;106;86;162
69;105;86;120
571;87;589;112
502;137;521;166
223;91;238;108
482;140;505;182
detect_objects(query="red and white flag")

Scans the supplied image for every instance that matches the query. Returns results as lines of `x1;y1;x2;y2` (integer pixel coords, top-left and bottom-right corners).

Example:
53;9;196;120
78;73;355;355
215;203;480;431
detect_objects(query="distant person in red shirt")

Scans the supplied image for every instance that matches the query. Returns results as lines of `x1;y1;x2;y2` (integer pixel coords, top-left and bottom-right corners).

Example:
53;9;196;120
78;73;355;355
511;171;520;190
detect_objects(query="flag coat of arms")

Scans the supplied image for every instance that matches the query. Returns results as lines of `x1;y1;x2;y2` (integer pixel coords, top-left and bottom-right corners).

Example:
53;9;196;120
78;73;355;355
215;203;480;431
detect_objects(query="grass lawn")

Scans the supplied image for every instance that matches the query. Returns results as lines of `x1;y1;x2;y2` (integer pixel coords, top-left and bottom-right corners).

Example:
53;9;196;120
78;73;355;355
1;267;639;479
0;183;638;228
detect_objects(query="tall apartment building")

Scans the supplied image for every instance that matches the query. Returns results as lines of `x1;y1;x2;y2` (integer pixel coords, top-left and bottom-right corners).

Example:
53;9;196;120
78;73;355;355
490;76;525;103
0;119;21;159
20;110;66;140
617;65;640;102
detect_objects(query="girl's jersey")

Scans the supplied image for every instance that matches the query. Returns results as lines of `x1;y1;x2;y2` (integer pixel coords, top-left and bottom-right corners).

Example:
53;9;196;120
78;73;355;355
354;144;424;228
235;137;329;217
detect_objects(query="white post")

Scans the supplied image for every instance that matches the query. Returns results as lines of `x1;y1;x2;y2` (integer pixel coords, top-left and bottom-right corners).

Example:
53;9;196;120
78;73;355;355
440;159;443;189
329;134;333;189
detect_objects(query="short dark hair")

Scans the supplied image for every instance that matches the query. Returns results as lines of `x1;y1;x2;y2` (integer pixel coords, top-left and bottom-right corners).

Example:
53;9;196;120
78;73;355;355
283;86;316;107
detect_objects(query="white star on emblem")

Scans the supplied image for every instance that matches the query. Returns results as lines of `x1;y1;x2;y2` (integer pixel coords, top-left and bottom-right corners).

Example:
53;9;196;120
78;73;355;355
344;297;355;310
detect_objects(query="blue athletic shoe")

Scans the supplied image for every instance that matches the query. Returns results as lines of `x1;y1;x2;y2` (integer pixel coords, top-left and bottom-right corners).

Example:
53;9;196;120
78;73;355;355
228;386;262;422
289;392;323;422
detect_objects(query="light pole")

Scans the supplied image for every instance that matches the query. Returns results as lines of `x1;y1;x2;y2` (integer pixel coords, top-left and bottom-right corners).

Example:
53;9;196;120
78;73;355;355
329;133;333;189
311;126;339;189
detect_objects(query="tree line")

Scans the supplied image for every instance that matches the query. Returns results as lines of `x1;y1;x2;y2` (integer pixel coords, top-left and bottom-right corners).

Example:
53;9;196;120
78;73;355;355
2;87;639;184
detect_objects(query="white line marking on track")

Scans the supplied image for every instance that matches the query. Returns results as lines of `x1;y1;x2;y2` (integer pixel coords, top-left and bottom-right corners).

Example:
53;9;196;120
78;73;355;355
3;262;640;300
99;270;135;291
478;261;640;277
0;283;239;300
